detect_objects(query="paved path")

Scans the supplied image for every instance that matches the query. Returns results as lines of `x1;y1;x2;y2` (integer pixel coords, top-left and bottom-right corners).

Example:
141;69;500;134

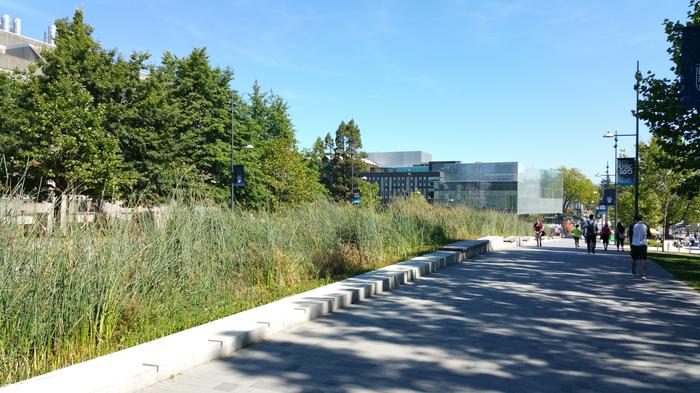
140;241;700;393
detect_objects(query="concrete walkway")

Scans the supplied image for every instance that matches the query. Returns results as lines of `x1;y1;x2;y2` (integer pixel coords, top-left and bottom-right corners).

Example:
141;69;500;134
139;241;700;393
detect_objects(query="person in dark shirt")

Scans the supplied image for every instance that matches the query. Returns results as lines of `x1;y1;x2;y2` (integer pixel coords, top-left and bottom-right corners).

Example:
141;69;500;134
534;220;544;247
583;214;598;254
616;221;626;251
600;224;612;251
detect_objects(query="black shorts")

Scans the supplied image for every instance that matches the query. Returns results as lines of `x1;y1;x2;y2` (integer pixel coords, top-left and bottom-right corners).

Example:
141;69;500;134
630;245;648;260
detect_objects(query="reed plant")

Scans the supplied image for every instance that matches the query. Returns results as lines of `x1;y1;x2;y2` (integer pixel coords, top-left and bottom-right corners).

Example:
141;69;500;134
0;198;531;384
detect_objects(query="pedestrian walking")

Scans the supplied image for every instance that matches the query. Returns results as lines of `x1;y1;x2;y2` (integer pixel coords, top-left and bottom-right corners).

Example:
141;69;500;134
572;224;581;248
584;214;598;254
630;214;652;280
600;224;611;251
534;219;544;247
616;221;626;251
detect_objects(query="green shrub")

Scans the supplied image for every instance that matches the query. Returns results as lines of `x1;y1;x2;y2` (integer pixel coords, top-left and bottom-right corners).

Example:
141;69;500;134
0;198;530;384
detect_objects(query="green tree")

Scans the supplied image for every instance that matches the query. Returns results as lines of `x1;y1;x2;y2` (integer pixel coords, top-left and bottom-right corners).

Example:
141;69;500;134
0;73;26;189
162;48;234;202
358;180;380;209
1;10;328;208
328;120;367;201
637;1;700;196
259;137;326;207
560;167;597;214
613;138;695;235
233;83;326;209
18;76;128;197
1;10;133;198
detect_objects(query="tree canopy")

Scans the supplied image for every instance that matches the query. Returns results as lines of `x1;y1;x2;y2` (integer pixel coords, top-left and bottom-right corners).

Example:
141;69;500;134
637;1;700;197
0;10;328;208
559;167;597;214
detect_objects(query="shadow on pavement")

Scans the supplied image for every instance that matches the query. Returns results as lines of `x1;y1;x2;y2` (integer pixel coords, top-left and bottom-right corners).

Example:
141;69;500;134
171;244;700;393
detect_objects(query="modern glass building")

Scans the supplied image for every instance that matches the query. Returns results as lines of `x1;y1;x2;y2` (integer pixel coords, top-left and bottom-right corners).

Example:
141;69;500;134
366;151;432;168
360;165;442;202
433;162;562;214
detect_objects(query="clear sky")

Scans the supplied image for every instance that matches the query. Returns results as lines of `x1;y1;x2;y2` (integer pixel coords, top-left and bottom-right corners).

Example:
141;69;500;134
0;0;690;181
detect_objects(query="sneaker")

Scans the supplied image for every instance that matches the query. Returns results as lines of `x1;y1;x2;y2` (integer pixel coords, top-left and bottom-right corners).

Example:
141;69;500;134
642;275;647;281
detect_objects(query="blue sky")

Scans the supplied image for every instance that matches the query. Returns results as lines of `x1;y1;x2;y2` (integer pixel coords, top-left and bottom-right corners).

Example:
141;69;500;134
0;0;689;180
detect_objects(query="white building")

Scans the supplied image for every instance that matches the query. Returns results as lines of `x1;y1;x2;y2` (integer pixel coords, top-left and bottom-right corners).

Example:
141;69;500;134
0;14;55;73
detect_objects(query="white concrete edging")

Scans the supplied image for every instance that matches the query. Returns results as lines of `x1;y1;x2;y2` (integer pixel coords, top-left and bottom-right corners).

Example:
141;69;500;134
0;240;489;393
479;235;561;251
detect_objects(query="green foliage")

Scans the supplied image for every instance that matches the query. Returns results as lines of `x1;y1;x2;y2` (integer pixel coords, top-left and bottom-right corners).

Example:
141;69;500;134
257;137;327;208
0;10;328;207
560;166;597;213
613;137;697;230
637;1;700;196
358;180;380;209
20;76;129;197
0;199;531;384
1;10;133;198
317;120;369;202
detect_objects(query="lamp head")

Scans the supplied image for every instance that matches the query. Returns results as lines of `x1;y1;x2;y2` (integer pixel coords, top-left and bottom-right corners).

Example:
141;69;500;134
244;144;254;149
602;132;615;139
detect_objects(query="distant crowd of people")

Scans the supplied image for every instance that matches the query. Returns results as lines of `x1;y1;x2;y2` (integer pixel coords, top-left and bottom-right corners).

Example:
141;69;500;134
533;214;652;280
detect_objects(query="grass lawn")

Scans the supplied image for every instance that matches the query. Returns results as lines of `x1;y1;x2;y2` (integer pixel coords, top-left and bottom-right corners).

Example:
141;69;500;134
649;251;700;292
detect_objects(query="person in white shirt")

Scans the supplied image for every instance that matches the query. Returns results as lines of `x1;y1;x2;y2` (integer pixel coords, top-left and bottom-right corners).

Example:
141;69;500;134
629;214;651;280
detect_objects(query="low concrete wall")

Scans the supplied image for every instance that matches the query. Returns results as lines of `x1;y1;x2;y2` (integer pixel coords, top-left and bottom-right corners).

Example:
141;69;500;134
0;240;490;393
479;235;560;251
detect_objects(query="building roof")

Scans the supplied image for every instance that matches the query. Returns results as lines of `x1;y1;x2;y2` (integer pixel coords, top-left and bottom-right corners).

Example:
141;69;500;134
0;29;53;72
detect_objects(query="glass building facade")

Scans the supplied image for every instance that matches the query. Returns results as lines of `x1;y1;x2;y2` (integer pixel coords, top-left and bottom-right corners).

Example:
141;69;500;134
433;162;562;214
360;167;441;202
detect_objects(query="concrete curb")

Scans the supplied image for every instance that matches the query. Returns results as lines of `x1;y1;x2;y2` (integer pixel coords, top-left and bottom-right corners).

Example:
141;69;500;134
479;235;561;251
0;240;490;393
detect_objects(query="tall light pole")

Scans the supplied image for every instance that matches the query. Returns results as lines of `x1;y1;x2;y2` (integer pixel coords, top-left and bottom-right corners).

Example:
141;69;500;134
603;131;635;228
634;60;641;217
595;164;613;225
602;62;642;221
351;154;354;202
230;96;235;209
230;97;254;209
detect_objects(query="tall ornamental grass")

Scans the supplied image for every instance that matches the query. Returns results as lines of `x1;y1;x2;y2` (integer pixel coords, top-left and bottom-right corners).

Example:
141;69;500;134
0;198;531;384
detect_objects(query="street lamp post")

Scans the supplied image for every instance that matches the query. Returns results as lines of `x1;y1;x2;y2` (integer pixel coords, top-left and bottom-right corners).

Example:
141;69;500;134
595;164;613;225
634;60;641;217
602;61;642;221
230;97;235;209
603;131;636;228
230;94;254;208
351;156;355;202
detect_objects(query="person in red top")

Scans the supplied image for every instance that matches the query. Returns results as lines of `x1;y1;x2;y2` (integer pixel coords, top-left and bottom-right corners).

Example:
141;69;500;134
534;220;544;247
600;223;612;251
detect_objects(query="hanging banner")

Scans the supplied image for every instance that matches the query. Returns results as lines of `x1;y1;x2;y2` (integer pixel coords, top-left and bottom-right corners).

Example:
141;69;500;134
596;205;607;219
680;26;700;107
602;189;616;206
617;158;635;186
232;165;246;188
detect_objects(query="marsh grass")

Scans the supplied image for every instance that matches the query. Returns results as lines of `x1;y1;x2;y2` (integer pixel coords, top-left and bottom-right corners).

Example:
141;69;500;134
0;198;530;384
